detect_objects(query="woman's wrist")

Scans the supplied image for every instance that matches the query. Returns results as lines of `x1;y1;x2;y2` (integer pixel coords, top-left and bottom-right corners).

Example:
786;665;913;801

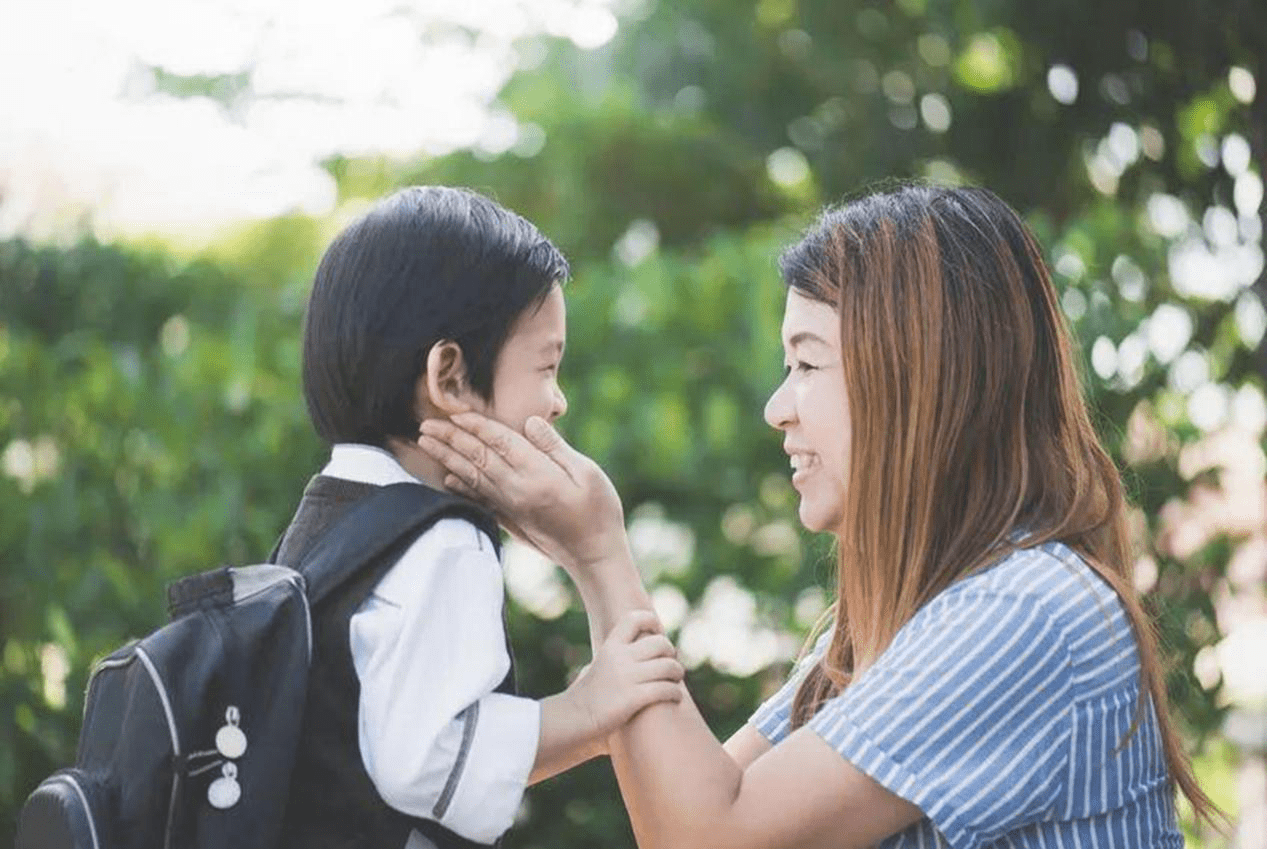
568;542;655;642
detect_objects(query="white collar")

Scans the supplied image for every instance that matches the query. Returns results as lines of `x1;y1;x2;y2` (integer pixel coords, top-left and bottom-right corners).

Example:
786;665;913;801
321;443;420;487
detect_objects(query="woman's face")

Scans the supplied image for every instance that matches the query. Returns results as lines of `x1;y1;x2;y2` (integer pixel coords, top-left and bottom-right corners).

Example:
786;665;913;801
764;288;851;533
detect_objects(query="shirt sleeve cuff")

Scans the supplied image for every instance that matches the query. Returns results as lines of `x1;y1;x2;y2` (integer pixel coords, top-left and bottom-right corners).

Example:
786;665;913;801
437;693;541;844
749;696;792;743
805;713;976;849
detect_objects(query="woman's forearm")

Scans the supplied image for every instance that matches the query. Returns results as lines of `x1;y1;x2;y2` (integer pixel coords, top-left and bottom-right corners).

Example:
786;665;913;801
573;547;747;849
569;542;654;649
608;697;745;849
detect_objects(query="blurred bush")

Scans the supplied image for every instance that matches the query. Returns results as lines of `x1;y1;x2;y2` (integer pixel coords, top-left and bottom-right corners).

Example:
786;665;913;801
3;0;1264;845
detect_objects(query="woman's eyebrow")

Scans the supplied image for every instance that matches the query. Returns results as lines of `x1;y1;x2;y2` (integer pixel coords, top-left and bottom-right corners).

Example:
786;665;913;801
539;338;565;356
787;331;831;349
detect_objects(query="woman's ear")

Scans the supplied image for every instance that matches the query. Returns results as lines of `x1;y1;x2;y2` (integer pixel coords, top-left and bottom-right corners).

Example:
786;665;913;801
420;340;474;417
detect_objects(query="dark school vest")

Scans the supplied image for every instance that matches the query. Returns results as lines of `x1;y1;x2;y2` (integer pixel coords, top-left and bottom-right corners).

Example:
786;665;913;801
275;475;515;849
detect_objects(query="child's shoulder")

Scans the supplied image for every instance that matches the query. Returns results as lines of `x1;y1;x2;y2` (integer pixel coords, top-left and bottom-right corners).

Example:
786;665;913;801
414;514;498;557
371;514;500;604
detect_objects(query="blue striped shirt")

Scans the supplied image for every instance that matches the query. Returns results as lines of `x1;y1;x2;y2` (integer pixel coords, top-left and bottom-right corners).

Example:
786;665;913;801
750;541;1183;848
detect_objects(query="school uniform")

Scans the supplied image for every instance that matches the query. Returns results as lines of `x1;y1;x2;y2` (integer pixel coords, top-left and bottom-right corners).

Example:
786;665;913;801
276;444;537;849
750;541;1184;848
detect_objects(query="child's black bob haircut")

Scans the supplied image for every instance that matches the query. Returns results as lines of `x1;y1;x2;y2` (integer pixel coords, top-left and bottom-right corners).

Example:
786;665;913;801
301;186;569;447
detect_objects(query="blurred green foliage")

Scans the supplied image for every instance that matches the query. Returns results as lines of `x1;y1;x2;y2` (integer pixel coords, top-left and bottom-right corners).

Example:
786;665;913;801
2;0;1263;845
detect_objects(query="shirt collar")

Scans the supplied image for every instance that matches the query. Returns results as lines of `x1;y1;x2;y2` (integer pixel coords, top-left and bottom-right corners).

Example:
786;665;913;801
322;443;420;487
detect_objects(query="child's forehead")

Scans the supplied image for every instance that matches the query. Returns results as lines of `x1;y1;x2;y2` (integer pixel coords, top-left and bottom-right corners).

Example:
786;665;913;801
508;285;567;346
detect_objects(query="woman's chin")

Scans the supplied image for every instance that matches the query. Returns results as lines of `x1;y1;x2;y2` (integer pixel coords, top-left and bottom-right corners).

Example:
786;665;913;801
796;500;839;534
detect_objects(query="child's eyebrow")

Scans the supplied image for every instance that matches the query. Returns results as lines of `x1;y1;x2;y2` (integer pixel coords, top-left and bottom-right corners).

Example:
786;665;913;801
539;338;565;356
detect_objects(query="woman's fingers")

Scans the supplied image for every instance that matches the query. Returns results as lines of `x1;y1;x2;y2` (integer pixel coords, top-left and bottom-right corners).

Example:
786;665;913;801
449;412;554;468
523;416;581;476
419;418;523;490
419;418;505;473
422;413;577;500
420;411;628;573
417;432;497;499
441;473;478;500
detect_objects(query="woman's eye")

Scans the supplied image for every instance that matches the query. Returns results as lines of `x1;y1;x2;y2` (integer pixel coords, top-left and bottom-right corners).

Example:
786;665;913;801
782;362;818;377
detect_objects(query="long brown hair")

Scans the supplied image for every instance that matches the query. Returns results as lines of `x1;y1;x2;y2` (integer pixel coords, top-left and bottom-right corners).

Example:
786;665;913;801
781;184;1217;824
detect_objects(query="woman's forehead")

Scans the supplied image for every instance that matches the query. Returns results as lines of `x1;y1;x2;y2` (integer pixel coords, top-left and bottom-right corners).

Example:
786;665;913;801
781;289;837;348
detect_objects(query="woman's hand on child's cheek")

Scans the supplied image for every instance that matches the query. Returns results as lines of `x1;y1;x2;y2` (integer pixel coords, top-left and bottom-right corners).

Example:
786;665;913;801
418;413;628;572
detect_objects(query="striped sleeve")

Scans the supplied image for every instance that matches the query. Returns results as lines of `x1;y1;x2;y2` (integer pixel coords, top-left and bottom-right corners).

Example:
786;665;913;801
806;590;1073;849
749;629;832;744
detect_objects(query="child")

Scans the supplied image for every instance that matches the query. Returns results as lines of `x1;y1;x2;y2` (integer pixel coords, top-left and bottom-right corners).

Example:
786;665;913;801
272;186;683;848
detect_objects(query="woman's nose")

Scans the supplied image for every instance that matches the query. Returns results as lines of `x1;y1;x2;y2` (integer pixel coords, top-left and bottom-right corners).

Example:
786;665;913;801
763;378;792;430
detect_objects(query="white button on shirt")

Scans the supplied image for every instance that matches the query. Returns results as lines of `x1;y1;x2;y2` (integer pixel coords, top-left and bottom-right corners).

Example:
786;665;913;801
325;444;541;845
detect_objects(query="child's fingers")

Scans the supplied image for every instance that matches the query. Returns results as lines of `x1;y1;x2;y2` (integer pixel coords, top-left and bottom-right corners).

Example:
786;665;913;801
628;633;677;661
635;657;685;683
635;681;684;708
610;609;663;644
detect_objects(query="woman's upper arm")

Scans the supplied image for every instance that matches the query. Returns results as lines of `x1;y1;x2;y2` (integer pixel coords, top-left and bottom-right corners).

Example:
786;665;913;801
725;728;922;849
723;724;772;770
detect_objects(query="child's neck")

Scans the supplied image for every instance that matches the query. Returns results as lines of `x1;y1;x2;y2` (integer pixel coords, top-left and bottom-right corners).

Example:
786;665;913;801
384;436;449;491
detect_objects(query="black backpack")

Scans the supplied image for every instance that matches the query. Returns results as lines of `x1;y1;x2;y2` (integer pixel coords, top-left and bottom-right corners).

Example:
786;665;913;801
16;483;483;849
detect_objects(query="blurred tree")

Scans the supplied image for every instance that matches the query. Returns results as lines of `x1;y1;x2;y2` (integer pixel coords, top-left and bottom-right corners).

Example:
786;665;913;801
2;0;1262;845
397;0;1266;745
0;235;323;835
398;0;1266;840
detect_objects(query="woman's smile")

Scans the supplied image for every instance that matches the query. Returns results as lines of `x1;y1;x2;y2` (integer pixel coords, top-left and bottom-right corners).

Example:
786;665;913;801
786;447;819;485
764;289;851;533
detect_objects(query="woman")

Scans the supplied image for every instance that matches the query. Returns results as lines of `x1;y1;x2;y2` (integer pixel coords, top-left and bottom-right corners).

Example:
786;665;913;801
418;184;1218;848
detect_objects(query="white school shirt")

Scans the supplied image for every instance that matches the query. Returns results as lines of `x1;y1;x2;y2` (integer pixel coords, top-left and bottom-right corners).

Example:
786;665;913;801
749;541;1183;848
325;444;540;845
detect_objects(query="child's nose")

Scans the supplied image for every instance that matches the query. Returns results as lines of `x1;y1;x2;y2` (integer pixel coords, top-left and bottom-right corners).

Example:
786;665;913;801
550;385;568;421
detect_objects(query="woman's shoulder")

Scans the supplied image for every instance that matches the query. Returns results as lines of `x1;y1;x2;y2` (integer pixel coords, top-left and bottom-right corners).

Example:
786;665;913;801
933;540;1139;693
945;539;1115;609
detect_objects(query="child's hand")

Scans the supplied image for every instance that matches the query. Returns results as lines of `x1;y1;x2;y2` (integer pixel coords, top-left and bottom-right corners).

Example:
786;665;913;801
531;610;682;782
565;609;684;738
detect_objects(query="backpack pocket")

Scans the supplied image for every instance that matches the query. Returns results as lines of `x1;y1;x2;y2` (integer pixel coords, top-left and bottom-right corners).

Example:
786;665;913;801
16;769;114;849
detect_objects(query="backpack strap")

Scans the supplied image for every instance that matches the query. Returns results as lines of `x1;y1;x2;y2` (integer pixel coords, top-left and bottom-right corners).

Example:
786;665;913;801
296;482;500;606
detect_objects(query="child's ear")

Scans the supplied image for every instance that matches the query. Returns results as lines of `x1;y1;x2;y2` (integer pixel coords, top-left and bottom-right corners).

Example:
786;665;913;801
420;340;474;417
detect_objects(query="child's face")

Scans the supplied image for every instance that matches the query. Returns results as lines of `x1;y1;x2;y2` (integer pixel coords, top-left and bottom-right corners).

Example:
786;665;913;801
478;284;569;433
